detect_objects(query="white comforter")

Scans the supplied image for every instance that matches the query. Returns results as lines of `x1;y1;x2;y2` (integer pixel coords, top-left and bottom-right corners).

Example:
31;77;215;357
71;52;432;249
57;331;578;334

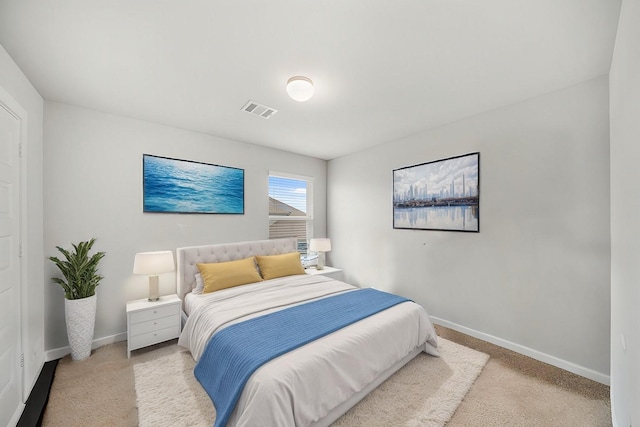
179;274;439;427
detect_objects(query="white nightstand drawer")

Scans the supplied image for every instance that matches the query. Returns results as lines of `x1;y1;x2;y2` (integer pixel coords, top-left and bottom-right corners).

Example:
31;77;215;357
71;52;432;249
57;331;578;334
130;315;178;336
128;325;180;351
129;303;179;324
126;295;182;358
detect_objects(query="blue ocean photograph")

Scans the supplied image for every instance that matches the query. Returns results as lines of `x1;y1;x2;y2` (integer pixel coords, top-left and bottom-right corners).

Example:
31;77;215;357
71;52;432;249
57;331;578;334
143;154;244;214
393;152;479;232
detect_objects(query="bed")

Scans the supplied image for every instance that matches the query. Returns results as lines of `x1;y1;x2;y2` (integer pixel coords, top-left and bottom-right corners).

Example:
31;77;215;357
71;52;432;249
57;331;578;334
176;238;439;427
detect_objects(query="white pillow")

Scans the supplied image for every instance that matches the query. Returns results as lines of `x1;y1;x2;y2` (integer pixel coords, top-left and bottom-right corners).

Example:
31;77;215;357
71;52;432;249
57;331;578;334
193;273;205;294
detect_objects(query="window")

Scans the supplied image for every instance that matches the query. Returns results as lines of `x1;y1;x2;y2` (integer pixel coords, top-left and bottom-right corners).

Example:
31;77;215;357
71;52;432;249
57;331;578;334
268;172;314;254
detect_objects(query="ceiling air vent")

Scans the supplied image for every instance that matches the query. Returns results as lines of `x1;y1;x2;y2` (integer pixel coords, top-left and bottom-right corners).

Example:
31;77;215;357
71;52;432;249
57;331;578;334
242;100;278;119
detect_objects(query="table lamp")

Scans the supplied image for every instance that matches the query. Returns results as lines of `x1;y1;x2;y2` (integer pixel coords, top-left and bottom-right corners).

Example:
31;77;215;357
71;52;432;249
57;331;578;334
133;251;175;301
309;238;331;270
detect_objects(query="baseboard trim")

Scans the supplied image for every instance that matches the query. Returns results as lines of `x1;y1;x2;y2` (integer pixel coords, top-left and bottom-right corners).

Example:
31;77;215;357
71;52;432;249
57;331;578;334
610;378;620;427
431;316;610;385
8;403;25;427
45;332;127;362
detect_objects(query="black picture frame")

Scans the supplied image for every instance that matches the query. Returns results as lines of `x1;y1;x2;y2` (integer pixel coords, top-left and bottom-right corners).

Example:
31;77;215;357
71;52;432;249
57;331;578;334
143;154;244;214
393;152;480;232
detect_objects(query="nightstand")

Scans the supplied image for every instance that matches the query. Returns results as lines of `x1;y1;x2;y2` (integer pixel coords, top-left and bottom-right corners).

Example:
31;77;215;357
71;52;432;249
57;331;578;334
305;266;344;281
126;294;181;358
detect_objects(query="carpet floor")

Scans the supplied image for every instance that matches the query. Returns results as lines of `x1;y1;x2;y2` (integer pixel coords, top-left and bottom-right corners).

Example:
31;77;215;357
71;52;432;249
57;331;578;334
41;326;612;426
437;327;611;427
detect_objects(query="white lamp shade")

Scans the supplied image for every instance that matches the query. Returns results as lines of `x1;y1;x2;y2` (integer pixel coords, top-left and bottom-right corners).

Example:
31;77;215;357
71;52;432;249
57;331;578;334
286;76;314;102
309;238;331;252
133;251;175;275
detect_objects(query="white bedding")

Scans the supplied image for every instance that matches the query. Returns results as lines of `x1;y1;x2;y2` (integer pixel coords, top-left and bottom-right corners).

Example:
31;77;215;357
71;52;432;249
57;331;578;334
179;274;439;427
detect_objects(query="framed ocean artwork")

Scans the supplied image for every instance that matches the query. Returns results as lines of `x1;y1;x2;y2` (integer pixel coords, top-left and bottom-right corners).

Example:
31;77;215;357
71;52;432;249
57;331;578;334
143;154;244;214
393;152;479;232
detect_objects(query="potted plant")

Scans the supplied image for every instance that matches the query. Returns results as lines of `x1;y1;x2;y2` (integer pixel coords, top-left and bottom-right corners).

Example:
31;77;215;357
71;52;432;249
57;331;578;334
49;238;106;361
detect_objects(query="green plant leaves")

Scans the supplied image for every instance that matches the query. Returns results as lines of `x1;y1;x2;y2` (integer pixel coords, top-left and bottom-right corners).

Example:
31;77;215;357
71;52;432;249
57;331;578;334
49;238;106;300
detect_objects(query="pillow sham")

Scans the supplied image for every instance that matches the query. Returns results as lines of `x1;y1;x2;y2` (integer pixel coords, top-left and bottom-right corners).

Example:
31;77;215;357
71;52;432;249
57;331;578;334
192;273;204;295
256;252;305;280
197;257;263;294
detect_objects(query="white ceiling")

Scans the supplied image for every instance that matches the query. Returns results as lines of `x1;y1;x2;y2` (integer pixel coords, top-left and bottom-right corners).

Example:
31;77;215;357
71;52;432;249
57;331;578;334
0;1;621;160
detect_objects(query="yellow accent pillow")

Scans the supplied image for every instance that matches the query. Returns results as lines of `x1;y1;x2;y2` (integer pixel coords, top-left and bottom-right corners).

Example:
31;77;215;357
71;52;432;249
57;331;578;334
256;252;305;280
197;257;263;294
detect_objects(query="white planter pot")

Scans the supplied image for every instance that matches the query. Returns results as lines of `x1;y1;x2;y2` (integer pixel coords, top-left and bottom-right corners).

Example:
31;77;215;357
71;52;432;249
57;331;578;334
65;294;97;361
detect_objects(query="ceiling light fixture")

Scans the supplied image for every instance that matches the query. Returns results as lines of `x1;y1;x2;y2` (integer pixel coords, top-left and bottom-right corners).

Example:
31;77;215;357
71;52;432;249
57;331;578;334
286;76;314;102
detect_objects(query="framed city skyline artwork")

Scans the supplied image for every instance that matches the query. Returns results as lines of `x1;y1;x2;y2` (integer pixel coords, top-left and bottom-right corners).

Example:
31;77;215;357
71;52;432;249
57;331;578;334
143;154;244;214
393;152;480;232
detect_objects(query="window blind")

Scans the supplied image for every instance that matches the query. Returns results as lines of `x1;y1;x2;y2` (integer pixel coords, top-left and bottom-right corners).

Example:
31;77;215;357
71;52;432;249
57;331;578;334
268;173;314;254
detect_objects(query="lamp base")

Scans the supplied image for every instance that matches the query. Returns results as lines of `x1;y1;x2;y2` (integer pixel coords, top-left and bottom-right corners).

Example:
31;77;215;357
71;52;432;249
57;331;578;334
148;275;159;302
316;252;325;270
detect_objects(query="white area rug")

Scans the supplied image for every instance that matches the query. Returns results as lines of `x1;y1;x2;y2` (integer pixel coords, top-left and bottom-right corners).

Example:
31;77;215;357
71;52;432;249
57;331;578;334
134;338;488;427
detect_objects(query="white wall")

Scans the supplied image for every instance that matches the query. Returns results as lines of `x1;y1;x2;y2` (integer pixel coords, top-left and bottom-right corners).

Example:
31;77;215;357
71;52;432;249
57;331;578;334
328;76;611;381
610;0;640;425
0;44;44;397
43;102;327;352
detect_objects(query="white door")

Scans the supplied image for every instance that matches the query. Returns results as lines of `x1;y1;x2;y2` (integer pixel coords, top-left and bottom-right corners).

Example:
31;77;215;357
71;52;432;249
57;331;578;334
0;101;22;426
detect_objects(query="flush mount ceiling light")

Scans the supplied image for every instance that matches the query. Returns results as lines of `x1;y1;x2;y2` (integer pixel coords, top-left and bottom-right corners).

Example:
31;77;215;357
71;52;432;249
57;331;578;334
286;76;314;102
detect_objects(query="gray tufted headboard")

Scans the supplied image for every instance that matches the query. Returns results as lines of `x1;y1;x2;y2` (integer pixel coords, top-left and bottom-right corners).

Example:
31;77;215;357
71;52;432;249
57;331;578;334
176;237;298;301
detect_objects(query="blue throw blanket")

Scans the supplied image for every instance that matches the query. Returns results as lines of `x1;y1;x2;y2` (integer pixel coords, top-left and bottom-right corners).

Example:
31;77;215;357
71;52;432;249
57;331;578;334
194;288;410;427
